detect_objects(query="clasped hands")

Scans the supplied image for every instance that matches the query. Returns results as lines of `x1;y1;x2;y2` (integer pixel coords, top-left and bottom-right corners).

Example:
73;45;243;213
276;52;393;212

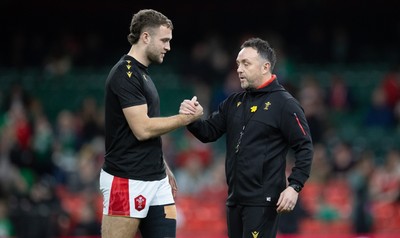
179;96;203;123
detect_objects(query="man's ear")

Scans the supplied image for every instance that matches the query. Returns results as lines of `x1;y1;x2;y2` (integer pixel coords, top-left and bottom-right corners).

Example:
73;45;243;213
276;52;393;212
263;62;271;74
141;31;150;44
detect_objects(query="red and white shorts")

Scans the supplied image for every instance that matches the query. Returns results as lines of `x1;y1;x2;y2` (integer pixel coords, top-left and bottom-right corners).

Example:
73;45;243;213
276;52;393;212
100;169;175;218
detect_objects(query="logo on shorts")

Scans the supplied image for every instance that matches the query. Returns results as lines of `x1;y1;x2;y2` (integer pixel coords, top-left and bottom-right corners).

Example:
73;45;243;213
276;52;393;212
134;195;147;211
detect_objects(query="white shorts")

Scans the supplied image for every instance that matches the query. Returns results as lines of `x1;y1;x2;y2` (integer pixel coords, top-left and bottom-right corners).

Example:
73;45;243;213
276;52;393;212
100;169;175;218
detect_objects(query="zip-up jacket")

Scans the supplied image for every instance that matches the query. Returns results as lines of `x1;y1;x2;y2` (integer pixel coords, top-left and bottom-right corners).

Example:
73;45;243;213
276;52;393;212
187;78;313;206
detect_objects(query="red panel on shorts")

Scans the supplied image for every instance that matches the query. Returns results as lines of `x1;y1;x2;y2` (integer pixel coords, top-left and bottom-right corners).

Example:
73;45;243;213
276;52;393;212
109;176;130;216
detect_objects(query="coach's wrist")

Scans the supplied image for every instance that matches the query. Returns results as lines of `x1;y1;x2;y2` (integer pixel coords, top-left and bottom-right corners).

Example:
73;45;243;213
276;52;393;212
289;184;302;193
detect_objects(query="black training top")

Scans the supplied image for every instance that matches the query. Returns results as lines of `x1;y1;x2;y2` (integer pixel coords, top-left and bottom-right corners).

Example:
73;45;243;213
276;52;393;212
187;77;314;206
103;55;166;181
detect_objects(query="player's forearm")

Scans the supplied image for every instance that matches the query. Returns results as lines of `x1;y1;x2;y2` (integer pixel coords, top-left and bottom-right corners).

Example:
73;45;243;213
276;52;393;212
135;114;196;141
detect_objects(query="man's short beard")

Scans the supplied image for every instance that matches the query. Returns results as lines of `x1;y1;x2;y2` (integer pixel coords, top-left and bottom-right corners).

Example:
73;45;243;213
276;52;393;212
148;50;162;64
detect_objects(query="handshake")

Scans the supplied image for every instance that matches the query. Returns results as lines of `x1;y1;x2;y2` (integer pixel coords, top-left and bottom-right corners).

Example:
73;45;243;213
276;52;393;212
179;96;204;125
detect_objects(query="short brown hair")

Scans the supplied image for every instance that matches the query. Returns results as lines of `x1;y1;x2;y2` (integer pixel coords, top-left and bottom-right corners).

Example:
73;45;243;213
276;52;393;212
127;9;173;45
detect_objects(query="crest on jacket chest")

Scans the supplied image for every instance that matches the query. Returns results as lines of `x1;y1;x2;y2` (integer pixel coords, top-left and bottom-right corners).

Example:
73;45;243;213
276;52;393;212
264;102;271;110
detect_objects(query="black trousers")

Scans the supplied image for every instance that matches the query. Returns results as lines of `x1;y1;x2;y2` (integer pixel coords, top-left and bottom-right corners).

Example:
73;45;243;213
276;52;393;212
227;205;279;238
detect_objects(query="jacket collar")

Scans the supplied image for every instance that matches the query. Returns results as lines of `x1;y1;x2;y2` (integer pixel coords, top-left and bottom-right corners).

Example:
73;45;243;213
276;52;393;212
246;75;285;94
257;74;277;89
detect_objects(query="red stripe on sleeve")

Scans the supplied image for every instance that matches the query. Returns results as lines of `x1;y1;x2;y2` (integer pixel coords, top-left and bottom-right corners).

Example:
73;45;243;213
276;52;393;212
109;176;130;216
294;113;307;136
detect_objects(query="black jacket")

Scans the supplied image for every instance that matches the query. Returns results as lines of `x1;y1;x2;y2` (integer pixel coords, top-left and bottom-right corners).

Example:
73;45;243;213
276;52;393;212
187;79;313;206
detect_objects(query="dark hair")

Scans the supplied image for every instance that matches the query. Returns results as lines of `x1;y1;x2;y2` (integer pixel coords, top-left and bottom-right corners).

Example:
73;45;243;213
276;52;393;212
127;9;173;45
241;37;276;71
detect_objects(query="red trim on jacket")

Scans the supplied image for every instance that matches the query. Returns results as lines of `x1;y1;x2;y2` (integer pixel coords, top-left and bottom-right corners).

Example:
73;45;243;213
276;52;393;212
257;74;277;89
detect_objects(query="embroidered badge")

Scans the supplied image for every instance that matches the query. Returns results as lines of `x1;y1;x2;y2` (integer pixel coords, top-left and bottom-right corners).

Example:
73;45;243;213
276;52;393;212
264;102;271;110
134;195;146;211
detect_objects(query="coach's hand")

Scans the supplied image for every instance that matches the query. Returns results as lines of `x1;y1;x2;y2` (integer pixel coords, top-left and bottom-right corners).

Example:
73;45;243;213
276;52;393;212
276;186;298;213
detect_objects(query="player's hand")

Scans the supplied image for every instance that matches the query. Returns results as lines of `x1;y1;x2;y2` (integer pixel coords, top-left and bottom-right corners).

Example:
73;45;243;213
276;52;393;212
276;186;298;213
180;96;200;115
179;96;203;125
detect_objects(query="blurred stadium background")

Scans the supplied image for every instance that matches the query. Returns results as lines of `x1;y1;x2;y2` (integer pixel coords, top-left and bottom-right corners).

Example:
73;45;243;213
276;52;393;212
1;0;400;237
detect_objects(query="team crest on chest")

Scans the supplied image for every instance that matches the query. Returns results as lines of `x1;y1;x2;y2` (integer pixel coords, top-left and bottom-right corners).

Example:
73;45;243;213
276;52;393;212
264;102;271;110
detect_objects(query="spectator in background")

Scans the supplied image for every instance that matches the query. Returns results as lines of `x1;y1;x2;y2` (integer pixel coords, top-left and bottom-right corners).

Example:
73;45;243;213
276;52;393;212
308;143;332;183
298;74;327;143
7;102;35;175
210;68;242;114
394;101;400;128
176;129;213;168
348;149;374;234
327;73;354;112
0;121;30;197
71;192;101;236
0;198;15;237
9;176;66;238
370;148;400;203
330;141;355;179
76;96;104;145
381;65;400;109
174;151;209;195
200;155;228;199
32;113;54;176
2;83;31;113
67;143;101;193
314;192;341;223
1;84;34;175
52;110;79;184
364;86;395;128
160;133;179;171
